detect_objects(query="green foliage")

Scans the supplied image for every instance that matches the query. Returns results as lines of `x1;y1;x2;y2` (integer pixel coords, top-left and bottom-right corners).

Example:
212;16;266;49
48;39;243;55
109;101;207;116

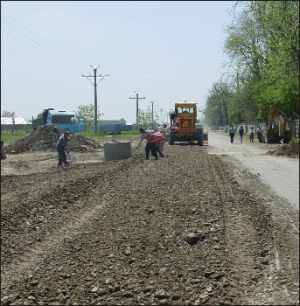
119;130;140;136
206;1;299;126
74;104;103;131
1;129;30;143
77;131;106;138
137;106;159;129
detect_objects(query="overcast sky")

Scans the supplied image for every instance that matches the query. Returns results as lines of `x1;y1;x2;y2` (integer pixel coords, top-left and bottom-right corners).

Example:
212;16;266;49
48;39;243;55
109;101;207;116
1;1;236;124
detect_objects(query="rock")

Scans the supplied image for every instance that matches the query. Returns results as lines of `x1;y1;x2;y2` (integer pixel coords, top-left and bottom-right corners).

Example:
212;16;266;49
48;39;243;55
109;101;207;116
171;295;181;301
154;290;169;300
184;233;200;245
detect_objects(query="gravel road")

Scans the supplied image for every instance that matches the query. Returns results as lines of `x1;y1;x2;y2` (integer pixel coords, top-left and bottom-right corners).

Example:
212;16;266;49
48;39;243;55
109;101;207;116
1;136;299;305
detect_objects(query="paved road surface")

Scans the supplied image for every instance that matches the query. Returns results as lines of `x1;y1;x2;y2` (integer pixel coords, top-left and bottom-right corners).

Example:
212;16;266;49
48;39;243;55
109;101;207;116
207;131;299;210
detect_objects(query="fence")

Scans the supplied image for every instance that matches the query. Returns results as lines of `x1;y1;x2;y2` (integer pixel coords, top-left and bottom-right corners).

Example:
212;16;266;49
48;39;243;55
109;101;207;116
1;124;33;131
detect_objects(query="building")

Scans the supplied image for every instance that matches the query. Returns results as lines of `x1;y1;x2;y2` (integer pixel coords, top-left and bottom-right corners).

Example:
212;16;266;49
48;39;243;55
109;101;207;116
99;118;126;125
1;117;31;131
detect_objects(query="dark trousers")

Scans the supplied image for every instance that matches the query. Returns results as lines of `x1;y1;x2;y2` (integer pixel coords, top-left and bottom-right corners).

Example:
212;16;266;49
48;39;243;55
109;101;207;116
145;142;158;159
250;133;254;143
156;145;164;157
57;146;68;165
170;115;175;125
230;133;235;143
257;132;262;142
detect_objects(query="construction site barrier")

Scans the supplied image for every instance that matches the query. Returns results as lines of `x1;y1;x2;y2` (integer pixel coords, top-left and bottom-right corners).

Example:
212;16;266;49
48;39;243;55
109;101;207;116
104;142;131;162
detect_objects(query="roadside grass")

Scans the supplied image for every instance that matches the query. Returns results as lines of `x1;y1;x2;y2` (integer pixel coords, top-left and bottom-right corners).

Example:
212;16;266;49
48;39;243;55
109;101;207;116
1;129;31;144
78;130;140;140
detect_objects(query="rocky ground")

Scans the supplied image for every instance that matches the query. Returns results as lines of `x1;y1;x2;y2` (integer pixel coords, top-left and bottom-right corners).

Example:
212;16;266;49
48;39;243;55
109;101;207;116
1;129;299;305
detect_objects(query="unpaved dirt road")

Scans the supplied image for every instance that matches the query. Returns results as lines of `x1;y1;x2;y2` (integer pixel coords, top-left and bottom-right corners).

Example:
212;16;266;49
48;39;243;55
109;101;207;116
1;135;299;305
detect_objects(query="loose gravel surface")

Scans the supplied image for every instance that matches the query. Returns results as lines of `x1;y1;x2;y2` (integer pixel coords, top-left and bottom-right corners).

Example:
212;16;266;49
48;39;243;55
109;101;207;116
1;136;299;305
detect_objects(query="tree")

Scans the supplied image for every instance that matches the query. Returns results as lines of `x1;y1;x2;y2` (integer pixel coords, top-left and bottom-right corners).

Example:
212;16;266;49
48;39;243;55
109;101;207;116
204;81;231;126
74;104;103;131
250;1;299;118
2;111;15;117
137;106;159;129
223;1;299;121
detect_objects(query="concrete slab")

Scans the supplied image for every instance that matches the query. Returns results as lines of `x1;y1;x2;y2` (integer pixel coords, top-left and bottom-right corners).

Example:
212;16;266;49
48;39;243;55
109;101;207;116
104;142;131;161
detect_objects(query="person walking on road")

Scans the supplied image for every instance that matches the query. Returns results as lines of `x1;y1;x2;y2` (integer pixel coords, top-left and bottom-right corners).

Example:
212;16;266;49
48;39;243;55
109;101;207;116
257;125;263;143
239;126;244;143
249;126;254;143
229;125;236;144
135;128;159;160
56;131;70;166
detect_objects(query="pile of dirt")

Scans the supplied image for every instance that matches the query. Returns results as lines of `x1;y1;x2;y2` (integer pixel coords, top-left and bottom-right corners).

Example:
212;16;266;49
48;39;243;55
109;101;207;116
267;142;299;158
4;125;102;154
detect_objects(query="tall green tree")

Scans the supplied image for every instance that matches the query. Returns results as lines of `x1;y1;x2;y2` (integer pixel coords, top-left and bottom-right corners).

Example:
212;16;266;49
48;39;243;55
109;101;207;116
74;104;103;131
223;1;299;121
204;81;231;126
137;106;159;129
250;1;299;118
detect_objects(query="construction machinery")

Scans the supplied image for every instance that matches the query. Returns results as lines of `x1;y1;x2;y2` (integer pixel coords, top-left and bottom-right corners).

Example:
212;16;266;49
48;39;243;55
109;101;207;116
169;102;208;146
264;105;292;144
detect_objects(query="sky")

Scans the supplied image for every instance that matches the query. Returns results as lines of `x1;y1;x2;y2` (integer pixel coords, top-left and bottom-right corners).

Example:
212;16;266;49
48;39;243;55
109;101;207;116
1;1;237;125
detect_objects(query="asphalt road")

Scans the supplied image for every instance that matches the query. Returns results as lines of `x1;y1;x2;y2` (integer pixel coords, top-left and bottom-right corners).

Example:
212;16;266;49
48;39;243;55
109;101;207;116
207;131;299;210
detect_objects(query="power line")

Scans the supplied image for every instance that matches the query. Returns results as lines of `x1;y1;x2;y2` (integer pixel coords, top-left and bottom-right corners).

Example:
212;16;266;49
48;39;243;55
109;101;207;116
82;65;109;134
2;48;80;76
2;28;82;74
1;10;91;66
1;18;86;71
2;68;88;94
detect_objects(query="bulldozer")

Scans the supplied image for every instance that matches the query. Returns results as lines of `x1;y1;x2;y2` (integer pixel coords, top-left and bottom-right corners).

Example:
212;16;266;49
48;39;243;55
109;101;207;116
264;105;292;144
169;101;208;146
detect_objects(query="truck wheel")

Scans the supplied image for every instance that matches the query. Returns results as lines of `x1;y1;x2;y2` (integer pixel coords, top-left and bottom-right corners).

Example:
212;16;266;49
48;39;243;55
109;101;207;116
198;138;203;146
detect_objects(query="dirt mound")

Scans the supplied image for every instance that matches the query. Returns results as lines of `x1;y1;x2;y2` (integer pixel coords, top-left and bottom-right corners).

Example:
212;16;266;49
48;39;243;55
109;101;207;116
4;125;102;154
267;142;299;158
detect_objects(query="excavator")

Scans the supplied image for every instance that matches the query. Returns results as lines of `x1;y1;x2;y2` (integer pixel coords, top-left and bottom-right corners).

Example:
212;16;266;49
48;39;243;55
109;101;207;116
264;105;292;144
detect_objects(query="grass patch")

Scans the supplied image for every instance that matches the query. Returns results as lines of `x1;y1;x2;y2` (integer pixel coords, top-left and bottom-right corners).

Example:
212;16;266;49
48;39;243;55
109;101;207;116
1;129;31;144
77;131;107;138
291;137;299;144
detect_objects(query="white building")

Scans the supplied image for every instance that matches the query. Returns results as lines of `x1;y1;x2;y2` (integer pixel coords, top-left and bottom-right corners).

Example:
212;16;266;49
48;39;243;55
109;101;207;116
1;117;30;125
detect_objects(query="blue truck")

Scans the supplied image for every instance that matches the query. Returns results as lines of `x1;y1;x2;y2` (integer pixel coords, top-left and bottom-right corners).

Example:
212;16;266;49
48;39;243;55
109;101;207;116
98;123;133;135
32;108;85;133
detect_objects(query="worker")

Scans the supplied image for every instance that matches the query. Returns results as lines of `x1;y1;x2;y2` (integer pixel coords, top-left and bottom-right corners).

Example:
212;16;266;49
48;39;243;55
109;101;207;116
169;109;175;126
1;141;7;160
56;131;70;166
153;130;165;157
136;128;159;160
157;124;168;152
229;125;236;144
239;125;244;143
249;126;254;143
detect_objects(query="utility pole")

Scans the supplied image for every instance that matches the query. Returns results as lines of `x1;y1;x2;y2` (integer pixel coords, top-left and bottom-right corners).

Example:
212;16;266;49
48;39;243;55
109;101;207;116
150;101;155;129
129;92;145;126
160;108;163;124
82;65;109;134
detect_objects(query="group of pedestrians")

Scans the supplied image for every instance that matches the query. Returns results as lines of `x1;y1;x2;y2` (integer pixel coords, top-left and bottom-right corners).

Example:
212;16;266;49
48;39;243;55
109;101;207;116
229;125;263;144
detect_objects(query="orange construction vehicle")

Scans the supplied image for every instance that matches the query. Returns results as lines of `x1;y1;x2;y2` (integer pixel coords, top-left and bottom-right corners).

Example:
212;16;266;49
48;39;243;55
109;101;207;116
264;105;292;144
169;101;208;146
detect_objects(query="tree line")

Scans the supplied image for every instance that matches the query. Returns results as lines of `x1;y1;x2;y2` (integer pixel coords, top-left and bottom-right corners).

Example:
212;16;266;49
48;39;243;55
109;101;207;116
204;1;299;127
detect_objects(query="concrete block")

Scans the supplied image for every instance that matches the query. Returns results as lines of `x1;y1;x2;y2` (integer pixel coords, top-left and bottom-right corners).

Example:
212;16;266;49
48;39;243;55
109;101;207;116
104;142;131;161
